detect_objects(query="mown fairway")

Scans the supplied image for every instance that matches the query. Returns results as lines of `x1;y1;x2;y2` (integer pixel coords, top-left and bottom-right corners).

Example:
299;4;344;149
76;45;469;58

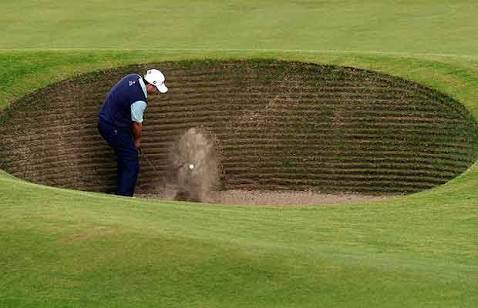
1;0;478;56
0;1;477;307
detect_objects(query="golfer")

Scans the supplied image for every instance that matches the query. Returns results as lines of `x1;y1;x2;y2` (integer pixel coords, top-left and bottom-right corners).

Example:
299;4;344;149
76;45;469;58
98;69;168;196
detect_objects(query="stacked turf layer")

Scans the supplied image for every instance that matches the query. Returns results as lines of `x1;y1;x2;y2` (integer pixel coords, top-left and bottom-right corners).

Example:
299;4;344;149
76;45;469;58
0;60;477;195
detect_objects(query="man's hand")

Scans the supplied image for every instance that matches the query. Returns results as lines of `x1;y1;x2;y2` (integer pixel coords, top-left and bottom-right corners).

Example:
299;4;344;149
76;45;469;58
131;122;143;149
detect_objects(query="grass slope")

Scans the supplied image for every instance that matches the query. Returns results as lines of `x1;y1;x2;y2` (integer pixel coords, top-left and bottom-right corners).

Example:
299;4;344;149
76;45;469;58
0;50;477;307
1;169;478;307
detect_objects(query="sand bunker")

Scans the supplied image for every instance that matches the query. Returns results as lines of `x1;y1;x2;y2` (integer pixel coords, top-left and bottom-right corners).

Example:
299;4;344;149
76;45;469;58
142;127;388;205
0;60;477;205
140;189;386;206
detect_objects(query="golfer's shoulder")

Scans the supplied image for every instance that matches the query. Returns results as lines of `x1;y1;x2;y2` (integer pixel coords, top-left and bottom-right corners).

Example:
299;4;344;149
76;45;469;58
118;74;145;95
118;73;142;84
124;73;141;79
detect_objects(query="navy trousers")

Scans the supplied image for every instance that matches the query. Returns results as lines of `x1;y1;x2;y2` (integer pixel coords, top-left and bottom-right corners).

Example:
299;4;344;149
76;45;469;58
98;120;139;197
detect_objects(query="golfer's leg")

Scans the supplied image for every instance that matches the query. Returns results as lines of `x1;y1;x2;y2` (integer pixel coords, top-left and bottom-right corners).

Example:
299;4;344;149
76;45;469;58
116;138;139;197
98;122;139;196
98;121;117;146
116;154;125;194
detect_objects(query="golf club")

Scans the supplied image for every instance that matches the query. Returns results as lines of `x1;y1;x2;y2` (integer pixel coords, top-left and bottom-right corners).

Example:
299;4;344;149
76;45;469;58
139;148;162;177
140;149;190;177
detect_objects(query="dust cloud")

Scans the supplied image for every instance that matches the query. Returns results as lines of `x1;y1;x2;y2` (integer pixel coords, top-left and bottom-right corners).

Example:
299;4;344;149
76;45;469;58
168;127;220;202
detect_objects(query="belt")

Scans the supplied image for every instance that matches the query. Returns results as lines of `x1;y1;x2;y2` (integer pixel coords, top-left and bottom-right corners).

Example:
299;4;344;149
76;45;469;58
98;118;131;132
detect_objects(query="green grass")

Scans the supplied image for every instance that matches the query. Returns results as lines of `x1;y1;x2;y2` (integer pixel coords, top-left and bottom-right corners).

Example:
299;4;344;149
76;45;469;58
1;1;478;307
2;0;478;57
1;169;478;307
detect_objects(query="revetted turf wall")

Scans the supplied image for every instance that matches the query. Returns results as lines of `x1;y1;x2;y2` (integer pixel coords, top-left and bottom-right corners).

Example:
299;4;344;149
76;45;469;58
0;60;477;194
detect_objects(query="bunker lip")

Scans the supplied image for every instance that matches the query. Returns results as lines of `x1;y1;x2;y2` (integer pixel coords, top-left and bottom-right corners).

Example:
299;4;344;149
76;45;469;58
0;59;477;205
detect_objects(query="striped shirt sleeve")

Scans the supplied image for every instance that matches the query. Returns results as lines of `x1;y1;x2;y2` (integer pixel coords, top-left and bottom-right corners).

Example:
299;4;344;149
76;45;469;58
131;101;147;123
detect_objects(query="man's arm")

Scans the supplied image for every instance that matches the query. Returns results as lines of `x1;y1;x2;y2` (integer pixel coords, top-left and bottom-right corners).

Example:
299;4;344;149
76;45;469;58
130;101;147;149
132;122;143;149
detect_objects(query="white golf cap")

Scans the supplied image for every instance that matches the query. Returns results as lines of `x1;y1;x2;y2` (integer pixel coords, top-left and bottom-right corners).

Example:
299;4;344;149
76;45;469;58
144;69;168;93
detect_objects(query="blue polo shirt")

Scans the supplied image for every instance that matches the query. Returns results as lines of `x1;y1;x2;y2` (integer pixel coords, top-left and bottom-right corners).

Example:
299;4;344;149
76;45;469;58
99;74;148;128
